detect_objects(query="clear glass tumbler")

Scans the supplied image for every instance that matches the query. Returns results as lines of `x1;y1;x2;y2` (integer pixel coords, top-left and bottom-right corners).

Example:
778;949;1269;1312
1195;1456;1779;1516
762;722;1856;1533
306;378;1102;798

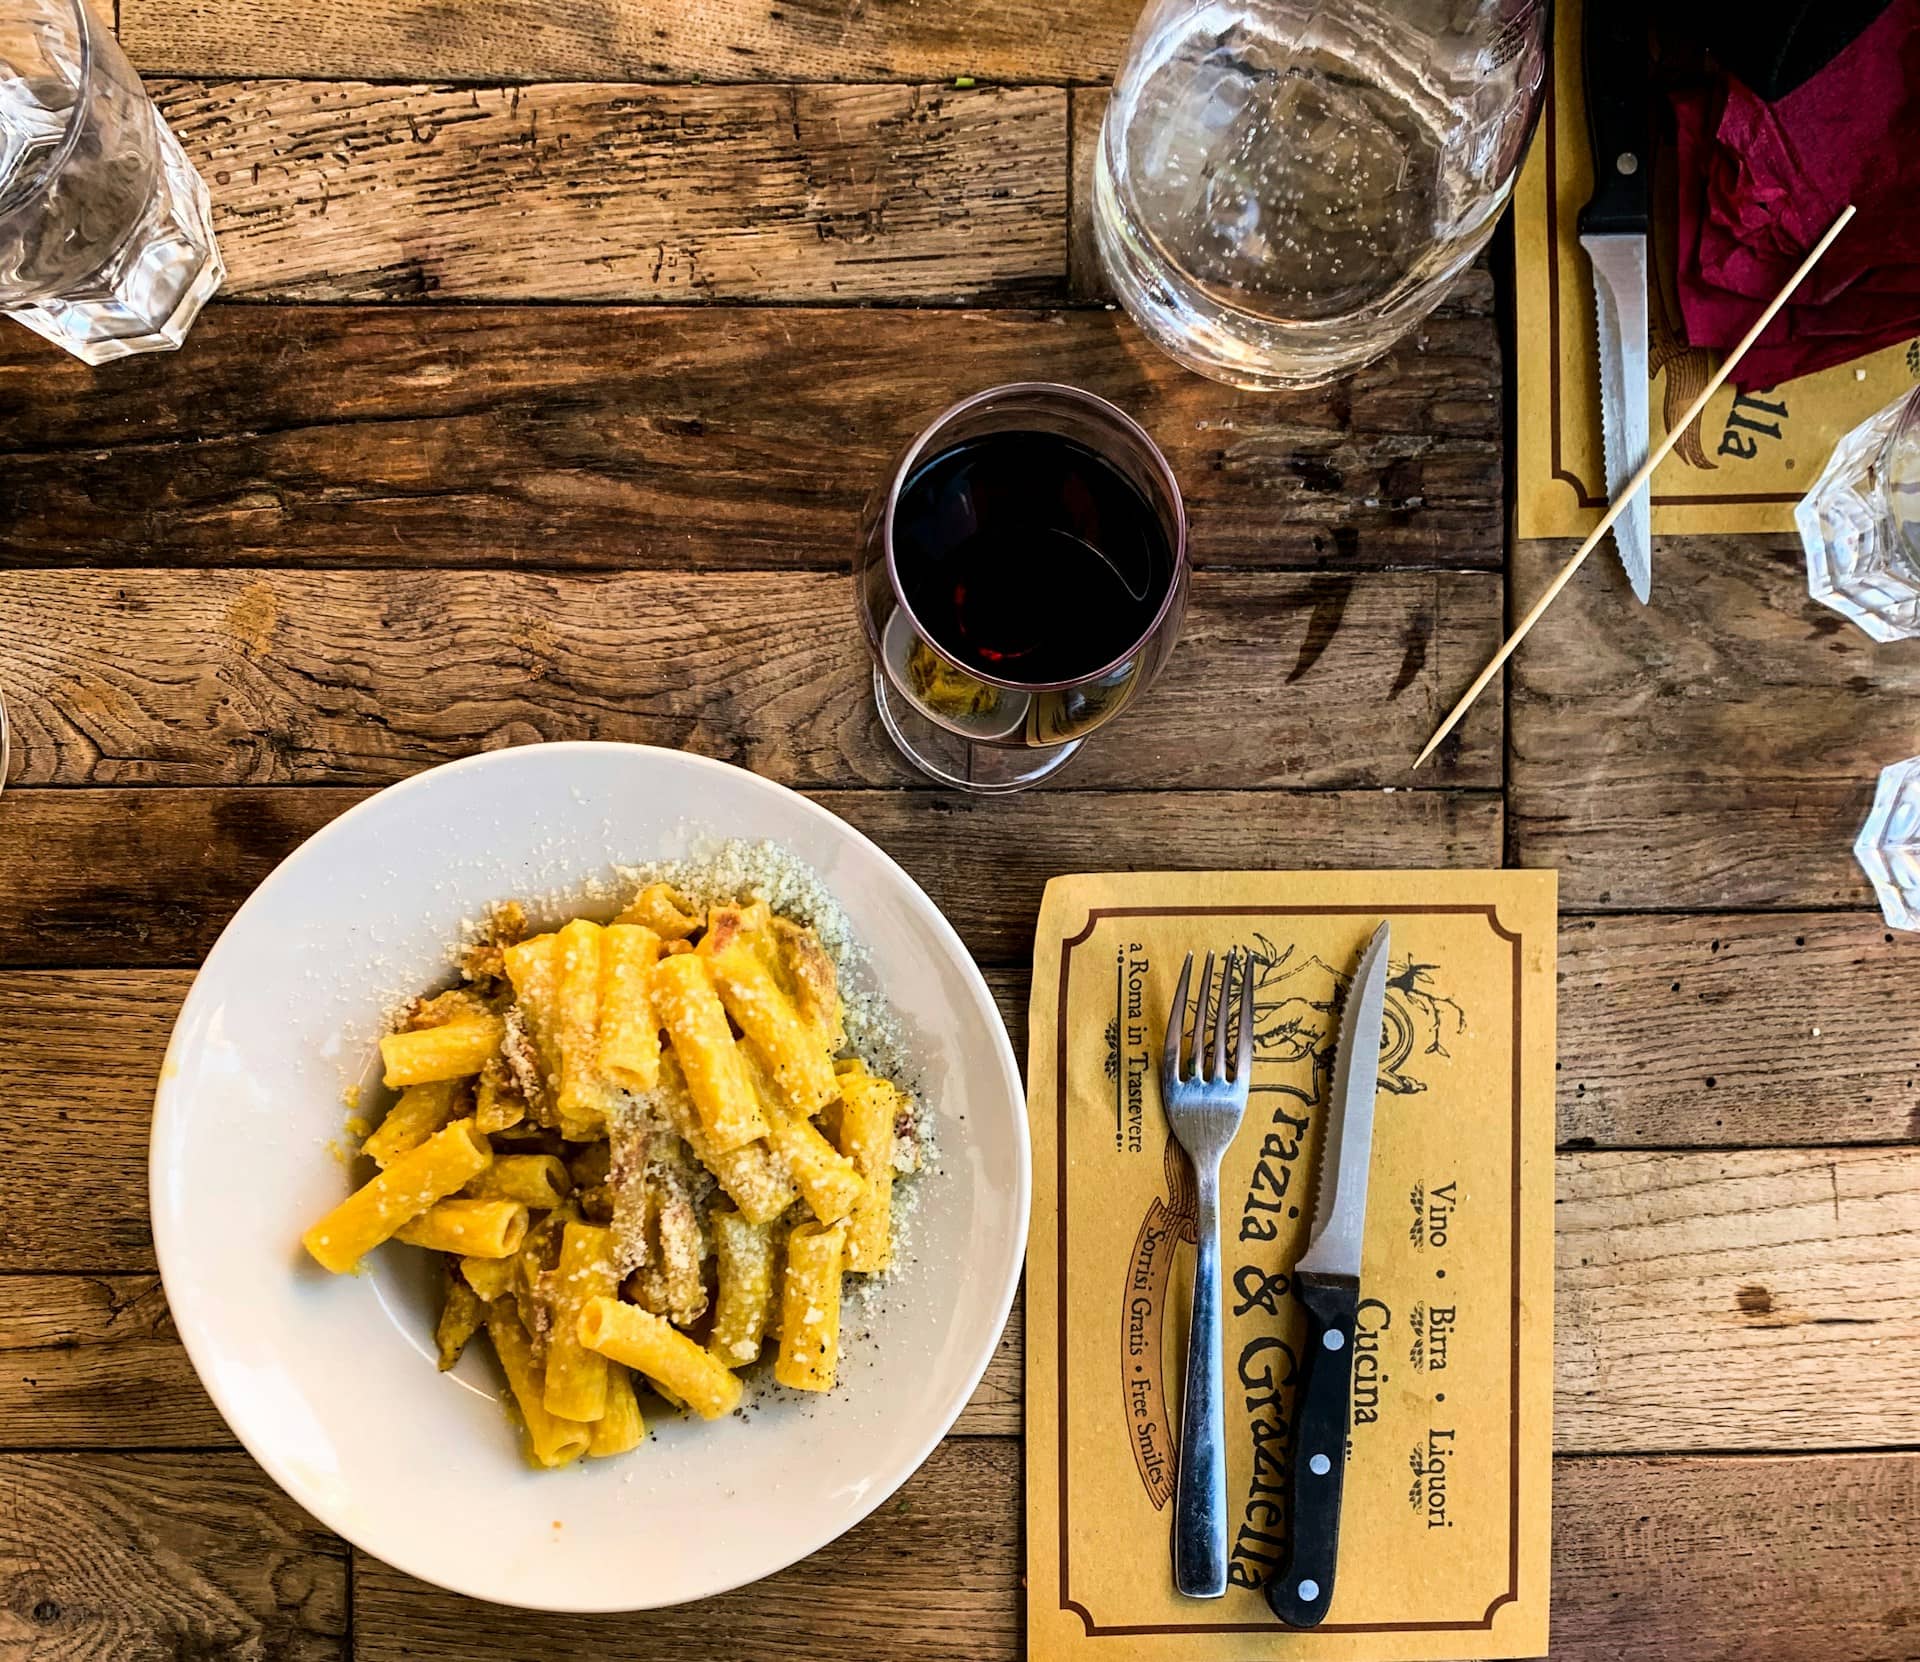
1093;0;1548;389
1798;387;1920;642
856;384;1190;793
0;0;222;363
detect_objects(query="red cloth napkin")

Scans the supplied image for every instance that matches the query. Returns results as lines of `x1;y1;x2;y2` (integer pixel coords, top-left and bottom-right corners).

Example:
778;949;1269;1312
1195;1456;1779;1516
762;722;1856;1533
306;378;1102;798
1669;0;1920;388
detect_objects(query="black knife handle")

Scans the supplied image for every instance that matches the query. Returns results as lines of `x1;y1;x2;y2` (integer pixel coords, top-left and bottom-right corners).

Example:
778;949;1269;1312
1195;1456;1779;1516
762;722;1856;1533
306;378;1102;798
1577;0;1650;238
1265;1270;1360;1628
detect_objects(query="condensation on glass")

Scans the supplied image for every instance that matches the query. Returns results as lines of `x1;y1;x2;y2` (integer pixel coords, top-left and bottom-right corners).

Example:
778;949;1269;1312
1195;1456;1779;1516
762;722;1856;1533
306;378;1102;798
0;0;222;362
1093;0;1548;389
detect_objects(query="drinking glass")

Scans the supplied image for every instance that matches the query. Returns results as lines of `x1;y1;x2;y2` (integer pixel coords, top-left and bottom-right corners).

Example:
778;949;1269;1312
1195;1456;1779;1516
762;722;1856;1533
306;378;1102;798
1798;387;1920;642
855;384;1190;793
1093;0;1548;389
0;0;223;363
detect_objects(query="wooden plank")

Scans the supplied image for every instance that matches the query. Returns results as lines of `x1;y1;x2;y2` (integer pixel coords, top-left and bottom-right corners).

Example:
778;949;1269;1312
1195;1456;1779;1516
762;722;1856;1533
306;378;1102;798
1560;912;1920;1148
0;568;1501;791
1556;1147;1920;1454
0;970;188;1269
0;1453;347;1659
120;0;1136;85
0;1271;1019;1443
0;787;363;971
5;1446;1912;1662
0;785;1503;969
345;1450;1920;1660
150;80;1065;304
0;307;1503;574
366;1439;1022;1661
1552;1453;1920;1662
1508;536;1913;909
0;1276;229;1446
20;930;1916;1170
22;1018;1917;1454
1067;88;1108;303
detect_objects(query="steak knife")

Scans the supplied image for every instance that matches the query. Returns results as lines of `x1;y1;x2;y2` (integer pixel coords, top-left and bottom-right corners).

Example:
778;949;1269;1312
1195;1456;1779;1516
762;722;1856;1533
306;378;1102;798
1265;920;1390;1628
1578;0;1653;603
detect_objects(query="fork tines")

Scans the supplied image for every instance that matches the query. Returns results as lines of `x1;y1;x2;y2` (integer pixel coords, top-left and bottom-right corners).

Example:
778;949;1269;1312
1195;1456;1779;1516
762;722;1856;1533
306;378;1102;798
1163;948;1255;1086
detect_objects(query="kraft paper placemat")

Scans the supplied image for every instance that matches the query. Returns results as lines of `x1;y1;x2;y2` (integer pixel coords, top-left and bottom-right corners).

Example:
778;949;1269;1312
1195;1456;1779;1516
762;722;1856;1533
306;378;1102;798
1513;0;1918;540
1025;871;1556;1662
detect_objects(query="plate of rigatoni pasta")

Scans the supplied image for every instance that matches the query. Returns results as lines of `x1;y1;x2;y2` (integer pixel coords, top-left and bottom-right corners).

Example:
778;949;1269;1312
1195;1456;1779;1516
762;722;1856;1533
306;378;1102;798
148;742;1029;1611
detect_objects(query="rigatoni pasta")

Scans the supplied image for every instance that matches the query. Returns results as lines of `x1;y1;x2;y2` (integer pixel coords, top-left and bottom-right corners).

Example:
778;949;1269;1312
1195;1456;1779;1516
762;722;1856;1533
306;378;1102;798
836;1065;899;1274
543;1221;619;1423
775;1220;848;1392
361;1078;464;1166
708;1208;776;1369
649;952;768;1151
378;1016;506;1088
577;1297;743;1420
301;1118;491;1274
299;865;929;1469
394;1197;529;1258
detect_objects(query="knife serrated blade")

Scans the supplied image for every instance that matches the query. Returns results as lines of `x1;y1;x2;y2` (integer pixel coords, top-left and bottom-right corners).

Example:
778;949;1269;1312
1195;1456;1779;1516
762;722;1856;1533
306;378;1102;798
1266;919;1390;1628
1295;921;1389;1280
1583;230;1653;603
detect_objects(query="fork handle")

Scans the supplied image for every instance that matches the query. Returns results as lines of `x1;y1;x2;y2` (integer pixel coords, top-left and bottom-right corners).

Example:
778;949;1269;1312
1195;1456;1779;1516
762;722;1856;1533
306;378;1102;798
1173;1173;1227;1597
1265;1269;1360;1626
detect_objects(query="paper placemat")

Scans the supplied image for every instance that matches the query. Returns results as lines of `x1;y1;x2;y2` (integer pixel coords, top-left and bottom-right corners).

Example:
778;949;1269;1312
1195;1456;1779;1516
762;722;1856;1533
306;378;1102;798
1513;0;1918;540
1025;871;1556;1661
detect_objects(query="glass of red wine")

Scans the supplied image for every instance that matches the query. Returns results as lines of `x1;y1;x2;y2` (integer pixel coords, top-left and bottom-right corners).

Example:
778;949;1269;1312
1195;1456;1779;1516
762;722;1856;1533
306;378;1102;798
856;383;1189;792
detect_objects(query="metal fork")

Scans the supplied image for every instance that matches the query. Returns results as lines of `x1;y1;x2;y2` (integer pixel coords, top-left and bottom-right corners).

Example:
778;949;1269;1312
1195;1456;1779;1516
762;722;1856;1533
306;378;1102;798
1161;948;1255;1599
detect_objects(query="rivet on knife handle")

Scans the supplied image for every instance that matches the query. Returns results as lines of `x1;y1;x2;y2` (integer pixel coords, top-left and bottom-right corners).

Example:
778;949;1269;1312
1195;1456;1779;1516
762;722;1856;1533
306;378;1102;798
1576;0;1649;239
1265;1269;1361;1627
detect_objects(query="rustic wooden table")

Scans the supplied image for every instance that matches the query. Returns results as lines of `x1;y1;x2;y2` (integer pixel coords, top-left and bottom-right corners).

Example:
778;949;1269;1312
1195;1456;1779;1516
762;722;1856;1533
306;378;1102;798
3;4;1919;1658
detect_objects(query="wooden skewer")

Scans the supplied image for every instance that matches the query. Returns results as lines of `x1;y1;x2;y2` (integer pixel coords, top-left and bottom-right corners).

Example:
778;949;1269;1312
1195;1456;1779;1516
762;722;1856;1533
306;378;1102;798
1413;202;1859;770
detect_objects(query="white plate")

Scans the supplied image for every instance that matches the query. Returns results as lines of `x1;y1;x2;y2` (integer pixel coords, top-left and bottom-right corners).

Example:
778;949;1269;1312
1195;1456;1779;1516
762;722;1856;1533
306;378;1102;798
149;742;1029;1612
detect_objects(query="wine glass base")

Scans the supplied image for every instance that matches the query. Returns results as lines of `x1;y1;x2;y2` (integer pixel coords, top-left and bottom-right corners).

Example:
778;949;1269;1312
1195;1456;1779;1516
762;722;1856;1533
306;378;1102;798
872;667;1082;793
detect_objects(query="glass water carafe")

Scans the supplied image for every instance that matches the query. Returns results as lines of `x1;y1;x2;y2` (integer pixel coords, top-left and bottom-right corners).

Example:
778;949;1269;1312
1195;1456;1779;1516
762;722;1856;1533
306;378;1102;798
1093;0;1549;389
0;0;223;362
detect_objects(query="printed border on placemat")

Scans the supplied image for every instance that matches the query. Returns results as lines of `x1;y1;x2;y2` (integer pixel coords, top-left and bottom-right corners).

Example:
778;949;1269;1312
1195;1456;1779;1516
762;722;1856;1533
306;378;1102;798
1054;904;1525;1637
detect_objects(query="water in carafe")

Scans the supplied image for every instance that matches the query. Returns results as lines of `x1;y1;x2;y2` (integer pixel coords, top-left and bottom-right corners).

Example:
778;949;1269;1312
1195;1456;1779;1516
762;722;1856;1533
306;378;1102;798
1094;0;1546;389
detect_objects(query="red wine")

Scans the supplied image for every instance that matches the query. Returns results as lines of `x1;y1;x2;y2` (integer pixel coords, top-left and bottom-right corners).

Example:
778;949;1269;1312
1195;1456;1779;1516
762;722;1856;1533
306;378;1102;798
893;431;1175;685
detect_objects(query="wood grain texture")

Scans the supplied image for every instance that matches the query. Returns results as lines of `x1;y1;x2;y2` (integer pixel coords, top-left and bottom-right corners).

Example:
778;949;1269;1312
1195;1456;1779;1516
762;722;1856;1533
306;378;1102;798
355;1442;1021;1660
0;1276;228;1447
13;1002;1913;1456
0;1453;347;1659
0;306;1503;573
0;971;187;1269
1551;1452;1920;1662
0;1270;1018;1444
18;941;1915;1175
1508;536;1920;909
1557;1147;1920;1453
0;785;1503;969
0;788;363;973
1067;87;1107;303
346;1450;1920;1661
1559;912;1920;1148
0;568;1500;791
153;79;1065;303
4;1446;1913;1662
121;0;1135;85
